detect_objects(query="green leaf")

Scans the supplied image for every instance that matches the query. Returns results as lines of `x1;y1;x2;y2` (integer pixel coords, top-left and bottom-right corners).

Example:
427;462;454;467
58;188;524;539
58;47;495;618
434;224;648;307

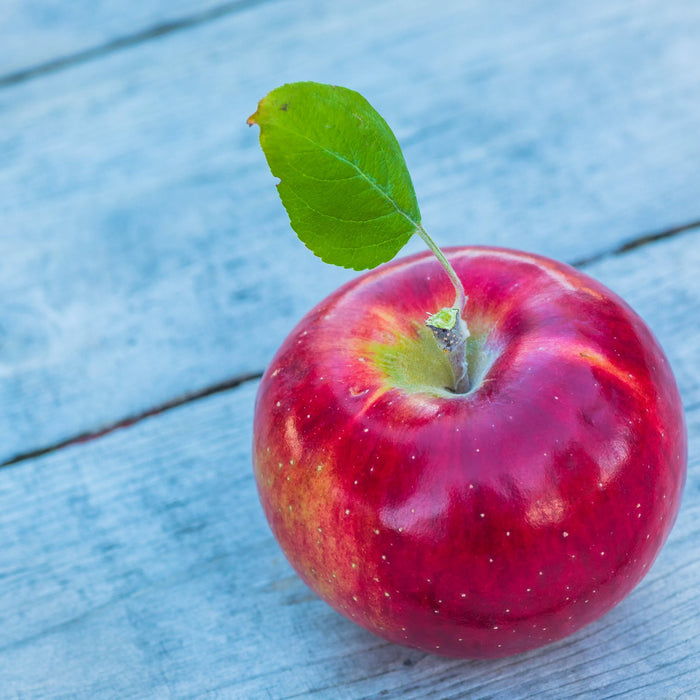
248;82;421;270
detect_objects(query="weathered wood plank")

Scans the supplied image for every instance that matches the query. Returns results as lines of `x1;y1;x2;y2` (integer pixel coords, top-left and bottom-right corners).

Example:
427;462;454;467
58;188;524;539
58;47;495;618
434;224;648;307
0;0;244;78
2;0;700;463
0;233;698;698
0;385;697;698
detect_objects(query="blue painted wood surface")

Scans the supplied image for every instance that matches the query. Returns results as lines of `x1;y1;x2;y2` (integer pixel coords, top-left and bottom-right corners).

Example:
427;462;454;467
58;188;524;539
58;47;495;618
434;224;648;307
2;0;700;463
0;1;698;697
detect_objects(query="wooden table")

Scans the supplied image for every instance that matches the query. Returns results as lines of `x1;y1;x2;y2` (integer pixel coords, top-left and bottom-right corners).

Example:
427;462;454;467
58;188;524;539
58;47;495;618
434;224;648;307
2;1;699;697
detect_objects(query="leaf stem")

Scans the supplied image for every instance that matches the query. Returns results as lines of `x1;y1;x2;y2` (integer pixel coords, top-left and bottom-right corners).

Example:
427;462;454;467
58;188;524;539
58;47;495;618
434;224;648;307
416;224;466;314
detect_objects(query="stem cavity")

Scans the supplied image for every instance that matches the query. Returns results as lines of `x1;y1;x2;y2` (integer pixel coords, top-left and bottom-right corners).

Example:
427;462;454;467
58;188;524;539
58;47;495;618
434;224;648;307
417;225;470;394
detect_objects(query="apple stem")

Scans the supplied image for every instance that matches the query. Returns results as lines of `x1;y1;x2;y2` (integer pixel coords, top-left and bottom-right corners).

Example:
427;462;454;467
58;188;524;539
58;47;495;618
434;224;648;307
416;225;471;394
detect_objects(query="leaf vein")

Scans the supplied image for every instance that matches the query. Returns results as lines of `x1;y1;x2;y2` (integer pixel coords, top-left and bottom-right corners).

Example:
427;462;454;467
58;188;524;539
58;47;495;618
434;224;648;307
273;122;420;229
285;160;363;183
283;183;401;225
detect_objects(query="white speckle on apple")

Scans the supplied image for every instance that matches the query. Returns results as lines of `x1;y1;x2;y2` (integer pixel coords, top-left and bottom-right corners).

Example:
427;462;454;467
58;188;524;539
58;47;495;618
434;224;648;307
480;513;485;518
506;531;511;536
562;531;569;537
276;401;281;407
345;509;350;515
374;529;380;535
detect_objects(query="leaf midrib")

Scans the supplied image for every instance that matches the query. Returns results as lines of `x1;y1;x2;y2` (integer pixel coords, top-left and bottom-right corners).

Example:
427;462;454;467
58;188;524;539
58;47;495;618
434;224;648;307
273;122;421;231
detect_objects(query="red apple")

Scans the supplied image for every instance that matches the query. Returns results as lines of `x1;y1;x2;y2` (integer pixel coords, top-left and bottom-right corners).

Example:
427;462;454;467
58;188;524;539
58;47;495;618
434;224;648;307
252;246;686;658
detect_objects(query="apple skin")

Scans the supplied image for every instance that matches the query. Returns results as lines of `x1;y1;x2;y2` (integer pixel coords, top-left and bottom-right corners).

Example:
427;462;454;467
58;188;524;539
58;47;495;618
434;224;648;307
252;246;686;659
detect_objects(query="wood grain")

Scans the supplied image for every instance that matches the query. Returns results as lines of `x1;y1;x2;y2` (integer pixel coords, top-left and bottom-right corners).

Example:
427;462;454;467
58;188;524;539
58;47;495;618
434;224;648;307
2;1;700;462
0;232;697;698
0;1;262;80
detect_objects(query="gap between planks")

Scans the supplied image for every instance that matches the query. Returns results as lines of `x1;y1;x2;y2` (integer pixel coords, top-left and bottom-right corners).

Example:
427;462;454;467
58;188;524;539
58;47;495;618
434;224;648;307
0;0;282;90
0;371;262;469
571;218;700;268
2;216;698;471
